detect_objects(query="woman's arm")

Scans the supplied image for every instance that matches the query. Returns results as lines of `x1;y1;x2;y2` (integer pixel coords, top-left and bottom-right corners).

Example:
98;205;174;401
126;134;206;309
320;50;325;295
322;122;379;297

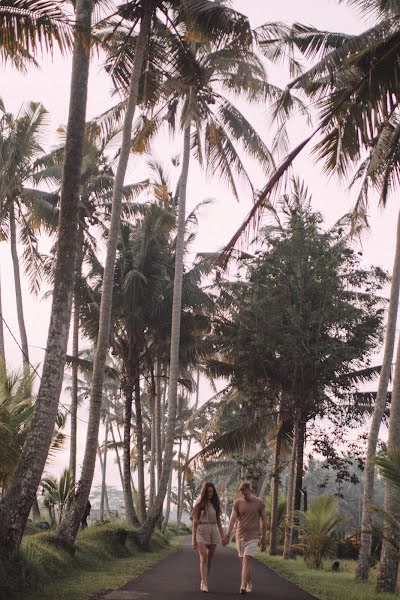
192;510;199;549
217;515;224;538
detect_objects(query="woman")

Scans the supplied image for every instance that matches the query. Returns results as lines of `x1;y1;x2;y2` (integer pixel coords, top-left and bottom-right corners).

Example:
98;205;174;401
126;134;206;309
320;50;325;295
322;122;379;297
192;482;225;593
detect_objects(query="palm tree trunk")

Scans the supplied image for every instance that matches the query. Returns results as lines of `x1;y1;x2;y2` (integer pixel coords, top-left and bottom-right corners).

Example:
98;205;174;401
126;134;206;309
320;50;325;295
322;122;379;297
269;409;284;555
356;211;400;581
178;371;200;523
162;469;173;533
149;407;156;508
134;362;147;521
9;205;29;372
137;123;191;545
122;376;137;525
56;1;154;548
69;234;83;485
294;418;306;511
114;419;139;523
0;0;93;558
376;331;400;592
110;422;124;492
283;419;298;560
176;434;183;524
0;269;5;360
149;361;156;507
69;296;79;484
155;359;162;490
97;443;110;517
161;364;167;451
100;413;110;521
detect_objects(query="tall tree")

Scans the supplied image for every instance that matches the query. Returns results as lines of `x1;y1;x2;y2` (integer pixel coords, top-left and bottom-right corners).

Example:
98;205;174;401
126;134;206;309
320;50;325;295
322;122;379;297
0;101;55;372
376;324;400;592
0;0;94;557
208;183;386;556
136;16;271;547
56;0;155;548
35;121;144;482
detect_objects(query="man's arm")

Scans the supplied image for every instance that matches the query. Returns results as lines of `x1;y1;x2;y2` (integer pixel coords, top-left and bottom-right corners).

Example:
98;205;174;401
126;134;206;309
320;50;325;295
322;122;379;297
260;505;267;551
222;505;238;545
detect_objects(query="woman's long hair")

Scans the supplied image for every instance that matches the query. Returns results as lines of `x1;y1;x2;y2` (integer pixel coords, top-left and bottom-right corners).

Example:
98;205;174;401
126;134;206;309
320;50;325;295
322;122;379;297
193;482;221;520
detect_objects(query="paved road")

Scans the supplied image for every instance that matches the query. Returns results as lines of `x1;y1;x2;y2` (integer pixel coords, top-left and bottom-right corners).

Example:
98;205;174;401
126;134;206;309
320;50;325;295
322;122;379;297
103;539;317;600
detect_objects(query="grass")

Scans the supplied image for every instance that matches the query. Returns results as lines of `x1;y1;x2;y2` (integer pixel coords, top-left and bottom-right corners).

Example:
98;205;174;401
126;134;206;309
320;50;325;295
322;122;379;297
257;553;400;600
1;520;177;600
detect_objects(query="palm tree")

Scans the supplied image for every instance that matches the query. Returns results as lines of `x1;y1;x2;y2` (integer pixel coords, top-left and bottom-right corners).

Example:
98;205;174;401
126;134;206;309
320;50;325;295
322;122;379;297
295;495;344;569
0;272;4;359
75;176;213;527
0;0;72;69
56;0;155;549
374;450;400;550
0;100;56;372
58;0;254;549
136;27;273;549
0;361;35;496
41;468;75;525
35;121;146;483
376;332;400;592
0;360;66;498
0;0;94;558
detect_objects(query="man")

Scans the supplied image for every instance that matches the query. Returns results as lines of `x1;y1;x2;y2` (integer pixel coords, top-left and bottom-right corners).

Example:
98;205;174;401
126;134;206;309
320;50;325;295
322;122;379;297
81;499;91;529
222;481;267;594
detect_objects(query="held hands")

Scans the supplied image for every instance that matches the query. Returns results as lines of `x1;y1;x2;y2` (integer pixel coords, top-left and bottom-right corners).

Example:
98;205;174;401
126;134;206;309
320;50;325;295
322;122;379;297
221;534;230;546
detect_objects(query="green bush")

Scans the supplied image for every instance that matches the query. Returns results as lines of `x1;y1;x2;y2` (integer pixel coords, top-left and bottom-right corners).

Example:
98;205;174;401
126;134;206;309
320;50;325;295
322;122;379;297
0;520;170;600
294;495;345;569
165;522;191;536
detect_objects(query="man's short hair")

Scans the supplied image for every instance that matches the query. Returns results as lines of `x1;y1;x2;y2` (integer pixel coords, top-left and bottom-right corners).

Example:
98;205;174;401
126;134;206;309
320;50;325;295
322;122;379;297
239;481;253;492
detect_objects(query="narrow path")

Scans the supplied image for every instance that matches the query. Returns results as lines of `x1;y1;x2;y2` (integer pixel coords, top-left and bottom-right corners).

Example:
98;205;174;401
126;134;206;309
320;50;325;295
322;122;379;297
103;539;317;599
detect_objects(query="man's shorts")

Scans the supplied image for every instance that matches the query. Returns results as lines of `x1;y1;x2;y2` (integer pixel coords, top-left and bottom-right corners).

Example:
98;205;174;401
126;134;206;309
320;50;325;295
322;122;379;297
236;538;258;558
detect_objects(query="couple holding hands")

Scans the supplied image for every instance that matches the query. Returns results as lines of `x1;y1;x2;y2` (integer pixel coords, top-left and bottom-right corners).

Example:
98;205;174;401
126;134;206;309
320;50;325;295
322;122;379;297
192;480;267;594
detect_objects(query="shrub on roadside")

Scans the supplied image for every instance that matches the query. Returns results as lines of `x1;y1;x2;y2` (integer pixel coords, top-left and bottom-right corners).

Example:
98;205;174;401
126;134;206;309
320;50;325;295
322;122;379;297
294;495;345;569
0;520;170;600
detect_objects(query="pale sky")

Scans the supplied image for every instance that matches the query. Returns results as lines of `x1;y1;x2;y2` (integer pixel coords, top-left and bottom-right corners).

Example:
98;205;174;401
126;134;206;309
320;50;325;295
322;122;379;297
1;1;396;498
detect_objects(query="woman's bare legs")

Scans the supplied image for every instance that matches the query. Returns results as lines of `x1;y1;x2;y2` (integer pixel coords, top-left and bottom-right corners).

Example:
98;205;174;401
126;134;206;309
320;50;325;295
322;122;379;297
198;543;208;590
207;544;217;574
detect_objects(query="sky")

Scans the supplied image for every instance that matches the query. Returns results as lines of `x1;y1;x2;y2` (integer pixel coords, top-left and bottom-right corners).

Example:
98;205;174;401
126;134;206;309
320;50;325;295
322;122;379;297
1;1;397;502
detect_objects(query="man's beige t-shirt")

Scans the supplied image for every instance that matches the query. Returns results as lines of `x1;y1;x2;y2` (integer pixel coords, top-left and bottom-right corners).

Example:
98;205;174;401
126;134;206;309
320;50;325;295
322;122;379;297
233;496;265;542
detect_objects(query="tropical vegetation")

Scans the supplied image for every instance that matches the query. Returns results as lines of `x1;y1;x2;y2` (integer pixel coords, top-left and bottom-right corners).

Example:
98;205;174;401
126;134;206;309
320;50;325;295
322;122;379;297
2;0;400;598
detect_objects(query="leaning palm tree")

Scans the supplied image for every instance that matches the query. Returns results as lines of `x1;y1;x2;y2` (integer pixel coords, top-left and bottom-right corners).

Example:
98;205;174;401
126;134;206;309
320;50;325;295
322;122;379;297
0;0;94;558
35;121;147;484
0;0;72;69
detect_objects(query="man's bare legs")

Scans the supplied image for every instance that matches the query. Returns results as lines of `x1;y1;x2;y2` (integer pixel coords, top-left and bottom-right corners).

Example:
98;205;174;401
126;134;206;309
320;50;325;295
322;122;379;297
240;556;253;593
